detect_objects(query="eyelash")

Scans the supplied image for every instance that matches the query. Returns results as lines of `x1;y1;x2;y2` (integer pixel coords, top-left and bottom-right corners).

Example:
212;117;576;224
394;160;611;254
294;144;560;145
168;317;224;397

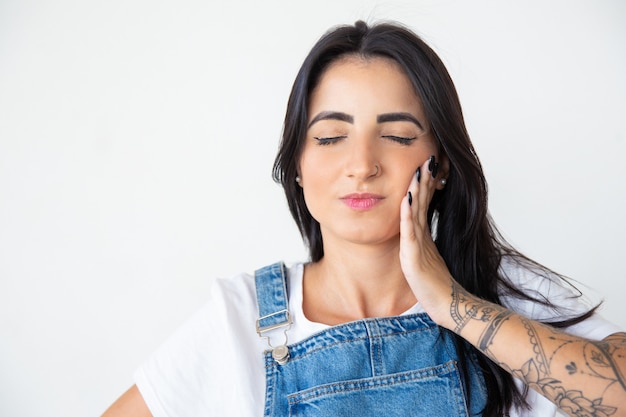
313;135;417;146
382;135;417;145
314;136;346;146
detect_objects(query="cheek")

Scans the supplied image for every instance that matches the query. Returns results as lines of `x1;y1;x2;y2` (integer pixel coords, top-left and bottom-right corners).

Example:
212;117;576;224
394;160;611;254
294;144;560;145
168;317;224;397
299;148;338;184
300;168;331;204
387;154;422;185
398;158;420;179
396;143;439;174
299;155;325;200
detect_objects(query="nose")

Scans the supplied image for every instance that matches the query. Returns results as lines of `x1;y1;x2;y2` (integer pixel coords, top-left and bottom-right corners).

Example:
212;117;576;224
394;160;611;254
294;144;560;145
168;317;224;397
344;137;380;180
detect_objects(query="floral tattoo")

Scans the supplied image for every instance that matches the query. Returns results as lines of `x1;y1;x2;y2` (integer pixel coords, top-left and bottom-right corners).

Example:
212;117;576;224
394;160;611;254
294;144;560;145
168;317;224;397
449;281;625;416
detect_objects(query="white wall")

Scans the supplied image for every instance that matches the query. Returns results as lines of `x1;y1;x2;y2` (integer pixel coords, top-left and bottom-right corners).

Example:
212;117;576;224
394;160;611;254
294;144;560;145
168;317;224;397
0;1;624;416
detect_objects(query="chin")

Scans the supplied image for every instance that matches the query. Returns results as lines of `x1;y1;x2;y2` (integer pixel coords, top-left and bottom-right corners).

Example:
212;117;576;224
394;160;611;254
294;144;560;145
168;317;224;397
340;228;400;246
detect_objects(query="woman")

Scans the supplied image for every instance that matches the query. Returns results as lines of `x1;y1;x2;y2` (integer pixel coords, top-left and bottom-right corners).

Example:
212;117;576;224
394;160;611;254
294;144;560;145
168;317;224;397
102;21;625;417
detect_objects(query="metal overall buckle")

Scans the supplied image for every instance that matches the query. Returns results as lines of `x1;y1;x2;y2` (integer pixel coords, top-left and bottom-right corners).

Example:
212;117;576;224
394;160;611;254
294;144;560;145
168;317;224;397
256;309;292;365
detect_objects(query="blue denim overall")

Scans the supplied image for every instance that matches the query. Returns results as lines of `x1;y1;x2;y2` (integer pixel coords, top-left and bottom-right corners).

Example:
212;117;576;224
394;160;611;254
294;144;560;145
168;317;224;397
255;262;487;417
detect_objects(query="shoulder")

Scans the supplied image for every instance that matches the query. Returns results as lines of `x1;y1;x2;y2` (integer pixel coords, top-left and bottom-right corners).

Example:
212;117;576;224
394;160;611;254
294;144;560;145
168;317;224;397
210;261;304;311
209;268;257;313
134;261;305;417
152;261;307;347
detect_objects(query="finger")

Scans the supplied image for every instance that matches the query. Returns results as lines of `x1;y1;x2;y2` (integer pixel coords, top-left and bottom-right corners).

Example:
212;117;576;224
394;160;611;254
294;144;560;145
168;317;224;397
416;156;438;225
404;163;420;211
400;190;416;240
402;162;424;232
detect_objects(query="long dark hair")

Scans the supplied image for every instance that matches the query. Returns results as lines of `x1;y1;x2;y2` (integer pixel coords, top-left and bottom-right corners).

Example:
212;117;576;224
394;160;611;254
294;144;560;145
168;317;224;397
272;20;595;416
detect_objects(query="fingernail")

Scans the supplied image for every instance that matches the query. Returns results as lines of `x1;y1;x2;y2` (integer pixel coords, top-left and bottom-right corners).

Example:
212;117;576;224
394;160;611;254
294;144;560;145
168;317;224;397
432;162;439;178
408;191;413;206
415;167;421;183
428;155;436;172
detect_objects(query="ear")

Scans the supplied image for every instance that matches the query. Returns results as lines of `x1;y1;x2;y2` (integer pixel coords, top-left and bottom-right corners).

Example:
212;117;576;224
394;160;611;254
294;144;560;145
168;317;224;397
435;152;450;190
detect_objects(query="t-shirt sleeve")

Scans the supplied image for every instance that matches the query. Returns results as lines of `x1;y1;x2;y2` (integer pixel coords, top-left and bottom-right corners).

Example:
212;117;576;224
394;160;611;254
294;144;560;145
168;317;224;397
134;301;214;417
132;272;265;417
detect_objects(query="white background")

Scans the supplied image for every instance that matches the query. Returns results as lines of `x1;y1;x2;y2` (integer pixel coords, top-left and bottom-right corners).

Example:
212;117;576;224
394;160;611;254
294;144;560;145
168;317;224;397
0;1;624;416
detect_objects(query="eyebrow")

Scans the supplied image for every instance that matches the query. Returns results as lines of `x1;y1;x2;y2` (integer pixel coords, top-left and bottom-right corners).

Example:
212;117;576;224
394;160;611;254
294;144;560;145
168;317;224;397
377;112;424;131
307;111;425;131
308;111;354;128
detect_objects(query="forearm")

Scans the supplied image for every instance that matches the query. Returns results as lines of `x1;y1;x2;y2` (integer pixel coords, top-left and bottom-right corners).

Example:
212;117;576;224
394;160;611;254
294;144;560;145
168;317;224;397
445;281;626;417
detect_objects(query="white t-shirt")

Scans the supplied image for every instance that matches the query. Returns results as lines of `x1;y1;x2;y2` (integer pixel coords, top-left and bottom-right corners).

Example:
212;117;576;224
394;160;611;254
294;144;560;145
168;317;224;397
134;261;621;417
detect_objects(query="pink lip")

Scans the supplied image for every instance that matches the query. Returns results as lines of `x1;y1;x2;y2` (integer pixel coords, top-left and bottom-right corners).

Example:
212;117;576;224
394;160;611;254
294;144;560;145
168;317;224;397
340;193;384;211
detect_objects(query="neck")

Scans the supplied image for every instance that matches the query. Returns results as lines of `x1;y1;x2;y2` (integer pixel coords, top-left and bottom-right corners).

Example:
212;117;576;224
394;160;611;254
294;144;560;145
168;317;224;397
303;237;416;325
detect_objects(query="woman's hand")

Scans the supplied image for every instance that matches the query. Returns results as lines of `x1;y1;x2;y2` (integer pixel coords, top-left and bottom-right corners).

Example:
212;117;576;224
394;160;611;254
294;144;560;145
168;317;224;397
399;155;455;326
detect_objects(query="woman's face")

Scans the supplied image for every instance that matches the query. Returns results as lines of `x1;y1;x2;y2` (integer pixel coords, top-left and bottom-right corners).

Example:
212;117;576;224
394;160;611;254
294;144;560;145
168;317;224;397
299;56;443;247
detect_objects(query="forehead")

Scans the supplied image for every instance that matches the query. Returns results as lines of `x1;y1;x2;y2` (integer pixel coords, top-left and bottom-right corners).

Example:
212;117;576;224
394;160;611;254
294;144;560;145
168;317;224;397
309;55;424;116
323;54;404;76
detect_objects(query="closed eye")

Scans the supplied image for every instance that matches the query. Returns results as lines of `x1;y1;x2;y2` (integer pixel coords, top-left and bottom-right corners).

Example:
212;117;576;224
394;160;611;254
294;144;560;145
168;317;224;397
382;135;417;145
314;136;347;146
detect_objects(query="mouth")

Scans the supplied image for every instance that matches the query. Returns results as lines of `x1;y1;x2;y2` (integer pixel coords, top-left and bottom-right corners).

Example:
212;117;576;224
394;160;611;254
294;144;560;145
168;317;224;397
339;193;384;211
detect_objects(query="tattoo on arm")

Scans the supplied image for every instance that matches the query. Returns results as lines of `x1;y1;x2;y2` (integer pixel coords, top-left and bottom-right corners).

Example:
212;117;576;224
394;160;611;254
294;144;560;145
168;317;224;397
510;323;625;416
512;357;618;416
449;281;469;333
586;337;626;391
450;280;625;415
450;281;497;334
478;310;513;351
521;317;549;375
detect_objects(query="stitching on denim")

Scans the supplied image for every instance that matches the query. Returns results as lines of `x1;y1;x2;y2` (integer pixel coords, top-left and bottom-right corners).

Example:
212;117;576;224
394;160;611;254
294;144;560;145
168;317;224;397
293;313;435;341
287;326;438;361
291;361;457;402
263;352;277;417
369;320;384;376
363;320;376;377
287;361;459;404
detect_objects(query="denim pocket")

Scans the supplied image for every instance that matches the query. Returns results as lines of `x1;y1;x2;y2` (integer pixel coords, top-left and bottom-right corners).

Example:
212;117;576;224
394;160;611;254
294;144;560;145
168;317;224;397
287;361;468;417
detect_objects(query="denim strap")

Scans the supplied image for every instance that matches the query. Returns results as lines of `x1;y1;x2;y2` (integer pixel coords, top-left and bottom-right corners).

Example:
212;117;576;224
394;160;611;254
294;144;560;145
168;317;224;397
255;262;291;334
